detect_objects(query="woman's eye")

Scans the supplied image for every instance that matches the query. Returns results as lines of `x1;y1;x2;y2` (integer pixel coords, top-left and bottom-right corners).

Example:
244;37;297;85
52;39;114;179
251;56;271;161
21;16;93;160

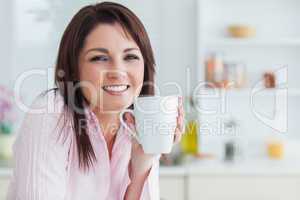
89;55;109;62
124;54;140;61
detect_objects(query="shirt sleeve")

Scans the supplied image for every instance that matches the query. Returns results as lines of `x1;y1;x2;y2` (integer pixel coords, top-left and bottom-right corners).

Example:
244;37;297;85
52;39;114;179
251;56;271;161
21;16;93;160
6;94;72;200
140;155;160;200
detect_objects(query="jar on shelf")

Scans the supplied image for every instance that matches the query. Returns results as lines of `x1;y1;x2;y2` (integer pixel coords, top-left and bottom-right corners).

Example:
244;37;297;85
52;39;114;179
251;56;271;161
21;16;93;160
224;61;247;88
205;52;225;88
263;72;276;88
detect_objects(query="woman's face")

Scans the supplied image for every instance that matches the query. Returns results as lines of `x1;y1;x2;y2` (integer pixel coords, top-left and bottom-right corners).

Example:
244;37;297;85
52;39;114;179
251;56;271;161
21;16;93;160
79;23;144;113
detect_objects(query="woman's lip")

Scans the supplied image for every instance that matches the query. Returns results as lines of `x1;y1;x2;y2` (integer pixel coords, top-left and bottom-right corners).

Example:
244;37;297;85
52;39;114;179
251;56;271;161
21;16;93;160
103;84;129;86
102;85;130;96
102;84;129;89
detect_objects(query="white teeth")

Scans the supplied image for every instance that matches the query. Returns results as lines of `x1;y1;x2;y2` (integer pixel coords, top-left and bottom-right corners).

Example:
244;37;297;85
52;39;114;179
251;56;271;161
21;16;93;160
103;85;128;92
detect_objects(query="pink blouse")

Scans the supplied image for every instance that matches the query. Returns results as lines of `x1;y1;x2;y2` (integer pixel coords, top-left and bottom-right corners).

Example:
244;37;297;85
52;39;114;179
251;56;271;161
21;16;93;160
6;90;160;200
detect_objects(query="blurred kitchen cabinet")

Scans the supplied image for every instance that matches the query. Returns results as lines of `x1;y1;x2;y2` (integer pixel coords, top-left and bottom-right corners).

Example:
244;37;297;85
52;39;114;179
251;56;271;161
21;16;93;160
196;0;300;153
0;178;9;199
160;176;185;200
188;175;300;200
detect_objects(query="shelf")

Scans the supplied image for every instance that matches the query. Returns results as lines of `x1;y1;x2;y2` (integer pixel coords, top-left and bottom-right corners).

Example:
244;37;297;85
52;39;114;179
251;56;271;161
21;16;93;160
203;38;300;47
196;0;300;142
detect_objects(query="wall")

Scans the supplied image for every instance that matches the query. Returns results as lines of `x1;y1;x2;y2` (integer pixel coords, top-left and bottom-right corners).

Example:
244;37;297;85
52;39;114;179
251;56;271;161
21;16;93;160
0;2;13;86
0;0;197;106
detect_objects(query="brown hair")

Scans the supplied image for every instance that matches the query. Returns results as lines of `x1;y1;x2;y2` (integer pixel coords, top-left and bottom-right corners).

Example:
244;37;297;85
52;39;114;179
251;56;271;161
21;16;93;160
53;2;155;171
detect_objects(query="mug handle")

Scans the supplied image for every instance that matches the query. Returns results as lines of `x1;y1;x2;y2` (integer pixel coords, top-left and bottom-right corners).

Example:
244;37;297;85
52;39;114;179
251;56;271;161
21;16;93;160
119;109;140;143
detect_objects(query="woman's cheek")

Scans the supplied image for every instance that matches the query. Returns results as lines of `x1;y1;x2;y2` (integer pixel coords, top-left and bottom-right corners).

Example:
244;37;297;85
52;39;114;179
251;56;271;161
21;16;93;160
80;66;103;98
87;66;104;86
134;67;144;96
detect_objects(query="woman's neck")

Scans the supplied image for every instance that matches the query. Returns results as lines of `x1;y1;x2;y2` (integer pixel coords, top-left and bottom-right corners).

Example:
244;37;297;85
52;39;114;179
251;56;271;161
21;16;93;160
92;108;121;160
92;108;120;137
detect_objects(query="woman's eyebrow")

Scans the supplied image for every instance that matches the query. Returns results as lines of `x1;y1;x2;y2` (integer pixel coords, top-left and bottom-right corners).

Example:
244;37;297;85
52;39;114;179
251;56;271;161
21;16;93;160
84;47;139;55
124;47;139;52
85;48;109;55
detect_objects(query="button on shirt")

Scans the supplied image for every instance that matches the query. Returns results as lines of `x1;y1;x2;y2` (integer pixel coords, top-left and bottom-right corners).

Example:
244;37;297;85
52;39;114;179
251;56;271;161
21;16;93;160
6;90;160;200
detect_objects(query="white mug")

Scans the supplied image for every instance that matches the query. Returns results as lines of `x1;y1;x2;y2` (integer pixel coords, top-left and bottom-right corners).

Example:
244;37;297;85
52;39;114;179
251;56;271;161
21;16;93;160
119;95;179;154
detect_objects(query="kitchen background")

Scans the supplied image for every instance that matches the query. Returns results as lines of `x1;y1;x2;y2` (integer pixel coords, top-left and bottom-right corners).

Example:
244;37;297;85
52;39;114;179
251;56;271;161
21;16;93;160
1;0;300;199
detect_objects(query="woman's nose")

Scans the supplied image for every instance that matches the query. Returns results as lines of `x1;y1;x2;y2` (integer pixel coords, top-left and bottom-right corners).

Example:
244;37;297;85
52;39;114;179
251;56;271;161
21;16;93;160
106;70;126;80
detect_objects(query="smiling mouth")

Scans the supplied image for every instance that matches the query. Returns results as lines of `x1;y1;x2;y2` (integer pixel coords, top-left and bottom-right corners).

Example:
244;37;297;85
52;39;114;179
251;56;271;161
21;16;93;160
102;84;130;94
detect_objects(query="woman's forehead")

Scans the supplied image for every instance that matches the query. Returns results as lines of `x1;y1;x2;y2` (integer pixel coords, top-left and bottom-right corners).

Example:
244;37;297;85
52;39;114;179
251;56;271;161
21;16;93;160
83;23;139;52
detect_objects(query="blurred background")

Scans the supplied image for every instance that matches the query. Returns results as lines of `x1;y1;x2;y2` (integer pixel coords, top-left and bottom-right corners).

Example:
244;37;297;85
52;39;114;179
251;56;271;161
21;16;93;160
1;0;300;199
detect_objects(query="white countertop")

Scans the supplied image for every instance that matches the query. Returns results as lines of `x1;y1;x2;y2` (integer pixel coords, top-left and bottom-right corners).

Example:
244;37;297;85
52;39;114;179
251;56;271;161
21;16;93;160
2;158;300;178
160;158;300;176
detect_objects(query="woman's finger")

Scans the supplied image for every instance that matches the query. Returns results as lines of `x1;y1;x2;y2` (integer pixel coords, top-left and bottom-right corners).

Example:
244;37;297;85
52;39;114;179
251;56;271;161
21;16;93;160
174;116;185;144
176;116;183;132
178;96;183;107
178;96;183;111
180;106;184;118
174;127;182;143
131;135;141;148
123;112;138;139
177;116;184;132
177;96;184;123
124;112;135;124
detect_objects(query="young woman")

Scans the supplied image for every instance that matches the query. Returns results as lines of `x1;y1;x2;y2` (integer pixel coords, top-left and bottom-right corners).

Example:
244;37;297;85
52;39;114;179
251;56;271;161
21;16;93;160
7;2;184;200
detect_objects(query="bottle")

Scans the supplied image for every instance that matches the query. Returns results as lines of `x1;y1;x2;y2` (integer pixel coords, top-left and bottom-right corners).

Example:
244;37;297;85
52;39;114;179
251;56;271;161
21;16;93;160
205;54;215;84
213;53;224;84
180;120;198;154
205;52;225;88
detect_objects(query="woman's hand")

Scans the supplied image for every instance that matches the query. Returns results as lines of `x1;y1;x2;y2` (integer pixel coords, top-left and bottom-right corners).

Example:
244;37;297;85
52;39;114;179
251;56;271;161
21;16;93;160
123;96;185;199
174;96;185;143
123;96;185;178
